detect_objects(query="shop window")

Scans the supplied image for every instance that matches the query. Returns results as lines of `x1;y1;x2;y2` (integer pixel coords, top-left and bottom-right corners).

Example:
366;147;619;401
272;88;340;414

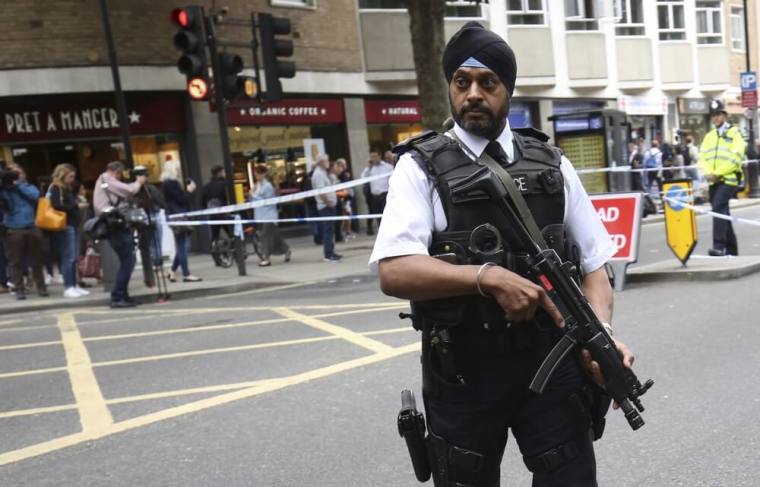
730;6;745;51
565;0;600;31
507;0;546;25
271;0;316;8
359;0;483;18
657;0;686;41
696;0;723;45
614;0;645;36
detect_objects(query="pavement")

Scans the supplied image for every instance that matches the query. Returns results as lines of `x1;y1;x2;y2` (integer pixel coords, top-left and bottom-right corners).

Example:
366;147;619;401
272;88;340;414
2;197;760;315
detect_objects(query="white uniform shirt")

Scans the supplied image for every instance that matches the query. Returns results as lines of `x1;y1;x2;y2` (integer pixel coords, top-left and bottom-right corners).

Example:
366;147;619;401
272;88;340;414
368;120;616;275
361;161;394;195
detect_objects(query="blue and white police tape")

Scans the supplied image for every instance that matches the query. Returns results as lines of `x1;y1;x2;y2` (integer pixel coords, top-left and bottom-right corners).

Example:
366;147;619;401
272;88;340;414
168;213;384;226
575;159;760;175
661;196;760;227
169;172;390;220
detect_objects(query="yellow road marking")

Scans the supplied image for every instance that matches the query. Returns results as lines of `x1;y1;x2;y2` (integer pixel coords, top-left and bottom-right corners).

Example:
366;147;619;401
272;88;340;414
0;319;24;328
0;341;420;466
273;307;394;354
57;313;113;434
0;340;61;351
0;326;418;419
0;366;67;379
76;301;405;316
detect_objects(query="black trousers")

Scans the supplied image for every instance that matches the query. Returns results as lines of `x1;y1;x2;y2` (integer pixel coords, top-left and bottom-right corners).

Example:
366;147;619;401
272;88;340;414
425;337;596;487
709;182;738;255
366;192;388;234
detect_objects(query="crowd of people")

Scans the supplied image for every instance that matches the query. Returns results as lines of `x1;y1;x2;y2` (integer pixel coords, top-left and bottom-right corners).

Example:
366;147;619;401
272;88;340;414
628;134;701;196
0;149;398;304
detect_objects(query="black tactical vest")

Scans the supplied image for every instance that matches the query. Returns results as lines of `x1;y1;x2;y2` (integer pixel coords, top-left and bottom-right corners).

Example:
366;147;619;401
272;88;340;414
393;128;573;334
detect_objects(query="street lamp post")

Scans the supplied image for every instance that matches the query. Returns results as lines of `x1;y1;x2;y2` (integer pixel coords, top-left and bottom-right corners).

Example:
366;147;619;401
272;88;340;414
743;0;760;197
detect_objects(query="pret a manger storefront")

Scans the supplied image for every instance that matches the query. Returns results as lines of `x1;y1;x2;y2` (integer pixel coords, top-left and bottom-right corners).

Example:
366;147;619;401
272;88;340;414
0;92;187;189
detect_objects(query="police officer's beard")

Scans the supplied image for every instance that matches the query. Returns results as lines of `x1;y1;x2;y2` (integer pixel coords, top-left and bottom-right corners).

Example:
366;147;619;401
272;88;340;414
451;99;509;140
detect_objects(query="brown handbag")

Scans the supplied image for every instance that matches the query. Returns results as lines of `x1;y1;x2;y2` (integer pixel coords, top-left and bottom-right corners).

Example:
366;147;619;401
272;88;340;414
35;188;67;231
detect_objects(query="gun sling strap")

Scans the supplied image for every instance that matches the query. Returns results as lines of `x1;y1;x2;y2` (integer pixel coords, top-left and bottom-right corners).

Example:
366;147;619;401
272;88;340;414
447;130;548;250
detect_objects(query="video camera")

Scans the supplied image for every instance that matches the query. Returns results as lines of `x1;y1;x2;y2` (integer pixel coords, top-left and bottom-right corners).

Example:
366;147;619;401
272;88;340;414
0;169;19;188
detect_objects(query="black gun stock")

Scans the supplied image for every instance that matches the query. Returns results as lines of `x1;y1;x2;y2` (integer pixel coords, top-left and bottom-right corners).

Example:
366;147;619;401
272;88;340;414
449;168;654;431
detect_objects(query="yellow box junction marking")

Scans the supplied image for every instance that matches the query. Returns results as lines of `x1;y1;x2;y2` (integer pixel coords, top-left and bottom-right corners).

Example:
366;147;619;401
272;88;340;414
56;313;113;434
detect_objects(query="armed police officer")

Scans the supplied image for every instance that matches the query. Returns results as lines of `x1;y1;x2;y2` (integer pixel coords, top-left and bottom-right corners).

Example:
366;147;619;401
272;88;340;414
698;99;746;256
370;22;635;486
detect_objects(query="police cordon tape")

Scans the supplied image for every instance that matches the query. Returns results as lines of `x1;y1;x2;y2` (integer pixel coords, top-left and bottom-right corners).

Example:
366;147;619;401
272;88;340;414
168;173;390;220
168;214;384;226
661;195;760;227
575;159;760;175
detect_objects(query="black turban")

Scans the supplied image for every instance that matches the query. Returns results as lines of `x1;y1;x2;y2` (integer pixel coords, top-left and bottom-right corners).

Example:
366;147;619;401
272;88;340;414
442;21;517;96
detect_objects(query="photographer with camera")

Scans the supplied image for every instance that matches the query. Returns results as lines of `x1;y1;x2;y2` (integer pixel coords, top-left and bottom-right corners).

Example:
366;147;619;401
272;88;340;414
93;161;146;308
0;163;48;300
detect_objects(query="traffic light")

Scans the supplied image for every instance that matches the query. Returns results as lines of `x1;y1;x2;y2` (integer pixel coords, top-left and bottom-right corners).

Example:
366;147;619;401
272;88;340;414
171;6;209;99
258;13;296;101
217;53;257;100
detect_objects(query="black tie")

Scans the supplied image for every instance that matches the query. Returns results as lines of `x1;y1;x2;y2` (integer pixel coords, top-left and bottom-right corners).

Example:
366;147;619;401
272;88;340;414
484;141;509;167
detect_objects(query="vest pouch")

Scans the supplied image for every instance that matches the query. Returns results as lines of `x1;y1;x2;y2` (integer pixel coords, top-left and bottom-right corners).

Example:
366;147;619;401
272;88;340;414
447;167;492;205
541;224;566;257
414;297;469;329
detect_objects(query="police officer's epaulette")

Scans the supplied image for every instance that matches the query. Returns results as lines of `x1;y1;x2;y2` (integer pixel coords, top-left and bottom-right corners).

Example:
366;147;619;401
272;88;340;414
392;130;444;157
513;127;563;165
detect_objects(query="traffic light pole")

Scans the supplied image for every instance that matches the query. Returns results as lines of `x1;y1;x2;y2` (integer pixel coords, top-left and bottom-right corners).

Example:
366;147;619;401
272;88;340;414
98;0;134;168
205;15;247;276
743;0;760;197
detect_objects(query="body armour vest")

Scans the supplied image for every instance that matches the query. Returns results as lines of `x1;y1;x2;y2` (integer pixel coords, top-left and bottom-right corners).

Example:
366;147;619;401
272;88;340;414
393;127;573;334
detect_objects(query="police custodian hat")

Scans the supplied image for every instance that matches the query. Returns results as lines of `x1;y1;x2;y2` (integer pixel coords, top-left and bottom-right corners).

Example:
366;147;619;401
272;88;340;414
709;99;727;114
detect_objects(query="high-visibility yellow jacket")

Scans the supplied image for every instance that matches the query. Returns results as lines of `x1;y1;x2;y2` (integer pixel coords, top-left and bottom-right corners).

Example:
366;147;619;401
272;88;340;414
698;124;746;186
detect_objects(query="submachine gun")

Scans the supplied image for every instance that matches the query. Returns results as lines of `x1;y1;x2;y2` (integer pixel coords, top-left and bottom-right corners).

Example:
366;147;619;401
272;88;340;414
449;164;654;431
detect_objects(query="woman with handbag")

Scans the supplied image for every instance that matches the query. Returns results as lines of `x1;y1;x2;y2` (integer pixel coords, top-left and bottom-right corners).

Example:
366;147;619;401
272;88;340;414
0;163;47;300
161;160;201;282
249;164;291;267
49;163;89;298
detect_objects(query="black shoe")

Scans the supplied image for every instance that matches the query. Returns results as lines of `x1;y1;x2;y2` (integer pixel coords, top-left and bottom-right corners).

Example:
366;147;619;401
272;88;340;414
16;292;27;301
38;288;49;297
708;248;727;256
110;300;137;309
284;250;292;263
125;296;139;305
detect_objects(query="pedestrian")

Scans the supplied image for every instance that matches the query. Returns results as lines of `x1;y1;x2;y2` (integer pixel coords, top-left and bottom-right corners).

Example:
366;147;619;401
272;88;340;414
249;164;291;267
361;148;393;235
49;163;90;298
311;154;341;262
161;160;202;282
38;175;60;285
628;141;644;191
370;21;634;486
301;165;322;245
698;99;746;256
330;160;345;243
335;158;357;241
685;135;700;180
0;163;48;300
93;160;146;308
200;164;232;253
132;165;166;278
643;140;663;197
0;159;9;294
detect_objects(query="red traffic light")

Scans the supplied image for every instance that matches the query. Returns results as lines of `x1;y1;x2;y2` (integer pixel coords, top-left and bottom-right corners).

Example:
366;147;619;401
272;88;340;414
187;77;209;100
170;8;191;28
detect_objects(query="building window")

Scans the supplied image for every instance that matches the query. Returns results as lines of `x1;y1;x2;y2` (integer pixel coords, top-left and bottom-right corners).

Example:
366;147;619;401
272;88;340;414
657;0;686;41
507;0;546;25
730;6;745;50
565;0;599;31
696;0;723;45
271;0;316;8
358;0;483;17
614;0;644;36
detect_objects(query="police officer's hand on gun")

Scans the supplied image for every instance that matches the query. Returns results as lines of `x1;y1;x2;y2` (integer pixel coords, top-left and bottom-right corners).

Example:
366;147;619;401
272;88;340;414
480;263;635;398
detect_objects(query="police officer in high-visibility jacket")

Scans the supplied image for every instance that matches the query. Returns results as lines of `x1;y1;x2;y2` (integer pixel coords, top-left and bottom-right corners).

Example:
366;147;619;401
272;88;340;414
698;99;746;256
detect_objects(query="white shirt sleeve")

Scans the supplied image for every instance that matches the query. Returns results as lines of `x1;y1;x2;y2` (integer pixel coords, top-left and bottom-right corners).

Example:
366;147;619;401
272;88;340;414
561;156;617;274
368;154;438;274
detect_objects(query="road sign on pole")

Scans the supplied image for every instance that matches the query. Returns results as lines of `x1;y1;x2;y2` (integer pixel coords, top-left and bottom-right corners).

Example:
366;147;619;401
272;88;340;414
741;71;757;108
589;192;642;291
662;179;697;266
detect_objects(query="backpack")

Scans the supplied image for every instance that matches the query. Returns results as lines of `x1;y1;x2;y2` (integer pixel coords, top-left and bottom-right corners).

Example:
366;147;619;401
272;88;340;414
644;150;659;169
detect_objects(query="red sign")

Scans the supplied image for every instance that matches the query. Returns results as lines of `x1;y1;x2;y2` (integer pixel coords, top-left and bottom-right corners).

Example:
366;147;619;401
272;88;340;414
0;93;186;143
226;99;344;126
364;100;421;124
589;193;642;262
741;90;757;108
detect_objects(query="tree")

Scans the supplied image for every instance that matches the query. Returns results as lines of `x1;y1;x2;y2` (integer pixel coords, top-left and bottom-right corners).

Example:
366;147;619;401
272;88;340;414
406;0;449;130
